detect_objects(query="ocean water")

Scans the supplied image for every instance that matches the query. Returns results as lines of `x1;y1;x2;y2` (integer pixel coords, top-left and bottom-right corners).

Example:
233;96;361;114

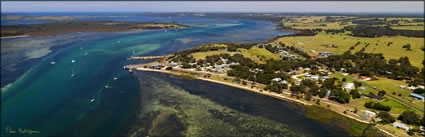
1;15;349;136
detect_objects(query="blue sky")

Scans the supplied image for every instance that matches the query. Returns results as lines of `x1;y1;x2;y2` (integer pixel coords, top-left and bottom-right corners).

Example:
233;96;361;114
1;1;424;13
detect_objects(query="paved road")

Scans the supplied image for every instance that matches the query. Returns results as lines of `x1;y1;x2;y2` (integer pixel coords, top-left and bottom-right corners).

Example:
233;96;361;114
337;72;424;113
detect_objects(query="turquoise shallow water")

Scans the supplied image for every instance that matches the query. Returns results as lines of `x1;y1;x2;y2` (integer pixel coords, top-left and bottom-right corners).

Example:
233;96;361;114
1;16;297;136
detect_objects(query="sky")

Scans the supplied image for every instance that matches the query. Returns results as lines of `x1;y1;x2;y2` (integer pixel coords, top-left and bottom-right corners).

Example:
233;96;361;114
1;1;424;13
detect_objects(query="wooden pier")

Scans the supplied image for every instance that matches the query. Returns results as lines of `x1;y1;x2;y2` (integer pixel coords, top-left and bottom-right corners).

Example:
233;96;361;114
127;55;170;60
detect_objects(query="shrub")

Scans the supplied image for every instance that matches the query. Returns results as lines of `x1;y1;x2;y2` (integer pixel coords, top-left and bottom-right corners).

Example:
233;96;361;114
377;112;395;124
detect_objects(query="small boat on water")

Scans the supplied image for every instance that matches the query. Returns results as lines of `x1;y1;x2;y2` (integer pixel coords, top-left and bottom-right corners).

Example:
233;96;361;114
72;60;75;63
71;69;75;78
80;47;83;50
105;85;109;88
90;98;95;102
129;69;133;73
117;41;120;43
132;51;135;54
113;77;118;80
50;61;56;65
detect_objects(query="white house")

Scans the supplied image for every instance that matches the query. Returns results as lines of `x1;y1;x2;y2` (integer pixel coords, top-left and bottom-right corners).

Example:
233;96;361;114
365;110;376;118
343;83;355;91
272;78;282;82
311;75;320;81
393;122;410;131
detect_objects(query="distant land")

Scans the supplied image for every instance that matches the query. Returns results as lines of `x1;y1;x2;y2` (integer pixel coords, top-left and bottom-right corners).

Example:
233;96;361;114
1;21;187;37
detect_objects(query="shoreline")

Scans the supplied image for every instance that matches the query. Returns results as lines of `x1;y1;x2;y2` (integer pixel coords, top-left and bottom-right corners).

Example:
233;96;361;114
132;67;375;121
132;67;396;136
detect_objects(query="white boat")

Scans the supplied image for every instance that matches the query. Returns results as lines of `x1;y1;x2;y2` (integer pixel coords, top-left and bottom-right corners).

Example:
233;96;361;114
117;41;120;43
113;77;118;80
50;61;56;65
90;98;95;102
80;47;83;50
105;85;109;88
129;69;133;73
71;68;75;78
71;60;75;63
85;52;88;56
132;51;135;54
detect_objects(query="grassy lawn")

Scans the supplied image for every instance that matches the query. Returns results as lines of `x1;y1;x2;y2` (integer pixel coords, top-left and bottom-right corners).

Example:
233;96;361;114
365;78;410;96
305;105;384;137
191;50;231;60
391;25;424;31
277;32;424;69
238;47;280;63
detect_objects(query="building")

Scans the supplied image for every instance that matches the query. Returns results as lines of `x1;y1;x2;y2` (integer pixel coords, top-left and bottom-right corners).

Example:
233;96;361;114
359;87;366;91
343;83;355;91
393;122;410;131
272;78;282;82
360;76;371;81
319;52;333;56
311;75;319;80
409;93;424;101
364;110;376;118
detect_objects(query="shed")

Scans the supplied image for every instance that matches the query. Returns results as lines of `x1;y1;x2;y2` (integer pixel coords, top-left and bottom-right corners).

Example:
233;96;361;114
409;93;424;100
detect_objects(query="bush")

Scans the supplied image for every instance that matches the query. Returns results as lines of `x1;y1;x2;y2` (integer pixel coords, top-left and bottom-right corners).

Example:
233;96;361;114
350;89;361;99
364;101;391;111
378;90;386;97
377;112;395;124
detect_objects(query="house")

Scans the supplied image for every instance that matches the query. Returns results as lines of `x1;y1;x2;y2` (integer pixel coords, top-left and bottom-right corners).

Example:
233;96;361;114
170;62;178;66
311;75;319;80
359;87;366;91
281;80;288;84
310;50;316;53
343;83;355;91
319;52;333;56
407;87;417;90
326;91;331;96
272;78;282;82
393;122;410;131
399;85;407;89
364;110;376;118
409;93;424;101
360;76;371;81
321;75;329;80
310;56;317;59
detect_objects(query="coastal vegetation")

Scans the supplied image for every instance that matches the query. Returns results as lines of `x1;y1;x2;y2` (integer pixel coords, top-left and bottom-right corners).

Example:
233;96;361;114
1;21;187;37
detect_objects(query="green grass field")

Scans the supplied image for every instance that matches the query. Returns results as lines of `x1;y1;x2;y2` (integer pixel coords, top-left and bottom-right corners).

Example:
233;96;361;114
305;105;384;137
191;50;232;60
277;32;424;69
239;47;281;63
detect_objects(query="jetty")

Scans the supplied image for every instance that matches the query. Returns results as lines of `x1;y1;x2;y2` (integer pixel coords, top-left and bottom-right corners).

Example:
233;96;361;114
127;55;170;60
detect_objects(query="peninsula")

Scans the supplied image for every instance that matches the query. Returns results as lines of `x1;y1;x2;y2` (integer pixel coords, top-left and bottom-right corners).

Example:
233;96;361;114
1;21;188;37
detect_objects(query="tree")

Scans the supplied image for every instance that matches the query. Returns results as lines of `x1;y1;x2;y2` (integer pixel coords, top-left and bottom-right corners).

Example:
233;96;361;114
342;78;347;82
377;112;395;124
378;90;386;97
398;111;421;125
353;81;362;88
305;92;312;101
330;89;351;103
316;99;320;105
350;89;361;99
242;81;247;86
